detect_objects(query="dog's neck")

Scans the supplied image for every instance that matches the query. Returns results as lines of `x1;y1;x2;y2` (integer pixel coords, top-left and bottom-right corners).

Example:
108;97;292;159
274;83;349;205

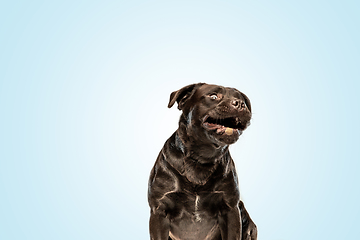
177;122;228;163
170;121;229;185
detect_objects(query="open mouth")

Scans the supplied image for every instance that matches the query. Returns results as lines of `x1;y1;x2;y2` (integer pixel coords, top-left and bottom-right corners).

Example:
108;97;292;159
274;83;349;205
202;115;245;136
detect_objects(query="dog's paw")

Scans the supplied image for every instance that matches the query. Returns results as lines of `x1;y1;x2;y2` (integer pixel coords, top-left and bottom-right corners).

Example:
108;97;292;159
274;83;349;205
242;221;257;240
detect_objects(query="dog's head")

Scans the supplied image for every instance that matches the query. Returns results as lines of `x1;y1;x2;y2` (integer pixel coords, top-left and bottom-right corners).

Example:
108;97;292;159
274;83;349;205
168;83;252;146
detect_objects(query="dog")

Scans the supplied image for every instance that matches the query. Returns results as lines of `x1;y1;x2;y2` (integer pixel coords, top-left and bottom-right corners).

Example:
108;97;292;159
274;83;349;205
148;83;257;240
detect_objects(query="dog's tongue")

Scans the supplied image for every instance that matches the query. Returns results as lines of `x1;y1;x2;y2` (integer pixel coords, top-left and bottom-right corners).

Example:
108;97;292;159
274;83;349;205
216;126;234;135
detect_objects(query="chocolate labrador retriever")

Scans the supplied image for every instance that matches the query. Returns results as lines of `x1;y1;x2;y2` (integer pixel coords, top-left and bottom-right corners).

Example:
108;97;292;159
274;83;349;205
148;83;257;240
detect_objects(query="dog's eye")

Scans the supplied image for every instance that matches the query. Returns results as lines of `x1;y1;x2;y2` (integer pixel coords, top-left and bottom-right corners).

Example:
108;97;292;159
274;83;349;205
210;94;218;100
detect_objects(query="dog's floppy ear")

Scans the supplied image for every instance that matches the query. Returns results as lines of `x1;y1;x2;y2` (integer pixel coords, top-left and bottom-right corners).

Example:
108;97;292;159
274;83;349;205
168;83;205;110
240;92;252;112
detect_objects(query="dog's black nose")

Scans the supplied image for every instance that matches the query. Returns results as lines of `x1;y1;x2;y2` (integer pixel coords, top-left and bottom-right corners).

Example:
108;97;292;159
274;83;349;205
231;99;246;110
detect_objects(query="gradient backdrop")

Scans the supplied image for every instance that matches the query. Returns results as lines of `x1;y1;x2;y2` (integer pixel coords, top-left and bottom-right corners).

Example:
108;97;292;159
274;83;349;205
1;1;359;239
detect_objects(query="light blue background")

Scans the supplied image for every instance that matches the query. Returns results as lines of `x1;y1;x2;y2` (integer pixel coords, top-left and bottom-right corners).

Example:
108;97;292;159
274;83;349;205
1;1;359;239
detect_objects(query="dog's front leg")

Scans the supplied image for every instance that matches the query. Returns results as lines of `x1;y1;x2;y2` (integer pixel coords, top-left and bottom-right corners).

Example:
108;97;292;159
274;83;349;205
218;206;241;240
149;211;170;240
239;201;257;240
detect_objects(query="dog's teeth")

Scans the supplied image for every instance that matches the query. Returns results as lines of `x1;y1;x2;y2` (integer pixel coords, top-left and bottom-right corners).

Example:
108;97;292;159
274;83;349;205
225;127;234;135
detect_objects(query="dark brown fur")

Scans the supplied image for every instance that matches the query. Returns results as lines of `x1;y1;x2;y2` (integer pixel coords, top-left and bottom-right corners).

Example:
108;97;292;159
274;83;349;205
148;83;257;240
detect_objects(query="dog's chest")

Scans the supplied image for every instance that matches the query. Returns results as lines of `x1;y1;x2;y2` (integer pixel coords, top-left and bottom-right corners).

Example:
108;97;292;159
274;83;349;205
194;194;201;222
173;190;226;221
168;192;224;240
